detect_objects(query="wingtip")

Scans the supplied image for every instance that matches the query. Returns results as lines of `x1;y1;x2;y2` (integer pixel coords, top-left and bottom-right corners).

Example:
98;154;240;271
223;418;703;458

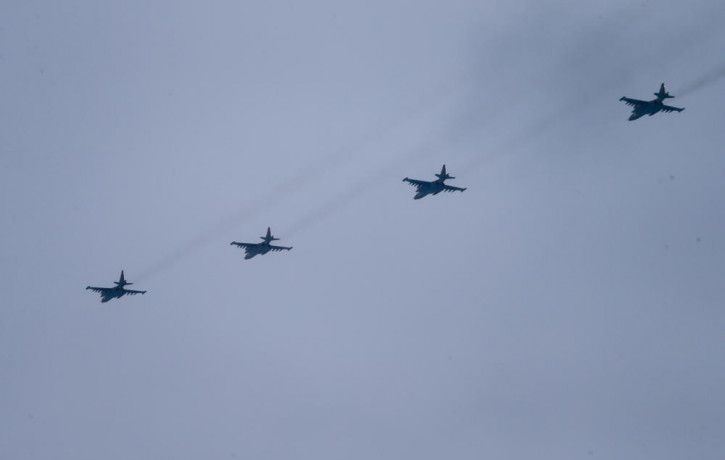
85;286;90;290
619;96;625;101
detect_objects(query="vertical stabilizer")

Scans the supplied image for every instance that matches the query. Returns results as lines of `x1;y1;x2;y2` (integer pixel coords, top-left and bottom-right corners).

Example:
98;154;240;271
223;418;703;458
656;83;673;99
262;227;279;242
115;270;132;286
435;164;454;181
114;270;129;286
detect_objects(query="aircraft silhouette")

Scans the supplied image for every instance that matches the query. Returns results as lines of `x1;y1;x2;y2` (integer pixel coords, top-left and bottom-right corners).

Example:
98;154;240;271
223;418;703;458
231;227;293;259
86;271;147;303
403;164;466;200
620;83;684;121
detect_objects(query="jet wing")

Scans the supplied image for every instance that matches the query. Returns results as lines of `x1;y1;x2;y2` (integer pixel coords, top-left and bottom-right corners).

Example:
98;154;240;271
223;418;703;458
86;286;112;294
124;289;147;296
442;184;466;193
619;97;646;107
269;244;292;252
231;241;259;257
403;178;429;189
660;104;684;113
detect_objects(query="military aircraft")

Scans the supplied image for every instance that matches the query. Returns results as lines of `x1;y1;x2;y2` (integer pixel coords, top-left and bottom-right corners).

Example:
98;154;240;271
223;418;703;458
403;164;467;200
86;270;147;303
231;227;293;259
619;83;685;121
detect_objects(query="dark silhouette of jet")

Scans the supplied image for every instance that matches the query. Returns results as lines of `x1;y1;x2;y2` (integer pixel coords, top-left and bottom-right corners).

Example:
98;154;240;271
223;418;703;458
620;83;684;121
403;164;466;200
231;227;293;259
86;270;147;303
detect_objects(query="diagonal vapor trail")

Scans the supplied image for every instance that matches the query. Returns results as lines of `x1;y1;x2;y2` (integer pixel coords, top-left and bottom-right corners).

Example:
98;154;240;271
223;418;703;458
135;81;468;282
285;138;449;239
284;96;577;240
291;19;652;231
136;12;712;282
678;62;725;96
283;90;513;239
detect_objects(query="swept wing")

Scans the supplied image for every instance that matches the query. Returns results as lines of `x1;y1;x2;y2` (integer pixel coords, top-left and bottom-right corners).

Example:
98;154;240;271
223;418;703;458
442;184;467;193
619;97;647;107
124;289;147;296
231;241;257;257
403;178;430;188
660;104;684;113
268;244;292;252
403;178;433;195
86;286;112;294
230;242;255;250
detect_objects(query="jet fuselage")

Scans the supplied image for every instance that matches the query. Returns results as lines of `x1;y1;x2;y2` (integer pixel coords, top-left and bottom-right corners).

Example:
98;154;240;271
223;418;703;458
628;100;665;121
413;180;446;200
244;243;273;259
100;287;127;303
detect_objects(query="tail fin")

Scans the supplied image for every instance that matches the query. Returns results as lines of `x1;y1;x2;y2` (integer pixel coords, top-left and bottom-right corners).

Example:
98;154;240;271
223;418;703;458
656;83;674;100
114;270;132;286
261;227;280;242
435;164;454;181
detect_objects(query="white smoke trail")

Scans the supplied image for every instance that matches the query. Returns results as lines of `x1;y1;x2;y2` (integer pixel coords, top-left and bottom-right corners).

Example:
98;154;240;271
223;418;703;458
135;81;467;281
678;62;725;96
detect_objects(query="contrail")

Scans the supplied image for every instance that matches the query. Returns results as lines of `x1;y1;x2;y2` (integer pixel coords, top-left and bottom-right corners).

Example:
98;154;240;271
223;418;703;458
136;16;702;281
230;28;691;247
285;146;437;238
285;175;375;239
285;99;497;239
236;108;465;241
678;62;725;96
281;69;622;240
135;80;469;281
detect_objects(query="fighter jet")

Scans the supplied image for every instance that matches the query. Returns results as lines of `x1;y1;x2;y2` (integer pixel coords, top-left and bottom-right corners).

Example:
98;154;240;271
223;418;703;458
86;270;147;303
231;227;293;259
620;83;685;121
403;164;467;200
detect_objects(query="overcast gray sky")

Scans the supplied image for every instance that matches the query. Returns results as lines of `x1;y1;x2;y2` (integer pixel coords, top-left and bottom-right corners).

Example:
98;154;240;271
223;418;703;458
2;1;724;459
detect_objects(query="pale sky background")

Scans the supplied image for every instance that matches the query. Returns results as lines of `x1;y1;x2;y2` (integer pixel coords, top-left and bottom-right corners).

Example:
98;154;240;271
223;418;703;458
1;1;724;459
